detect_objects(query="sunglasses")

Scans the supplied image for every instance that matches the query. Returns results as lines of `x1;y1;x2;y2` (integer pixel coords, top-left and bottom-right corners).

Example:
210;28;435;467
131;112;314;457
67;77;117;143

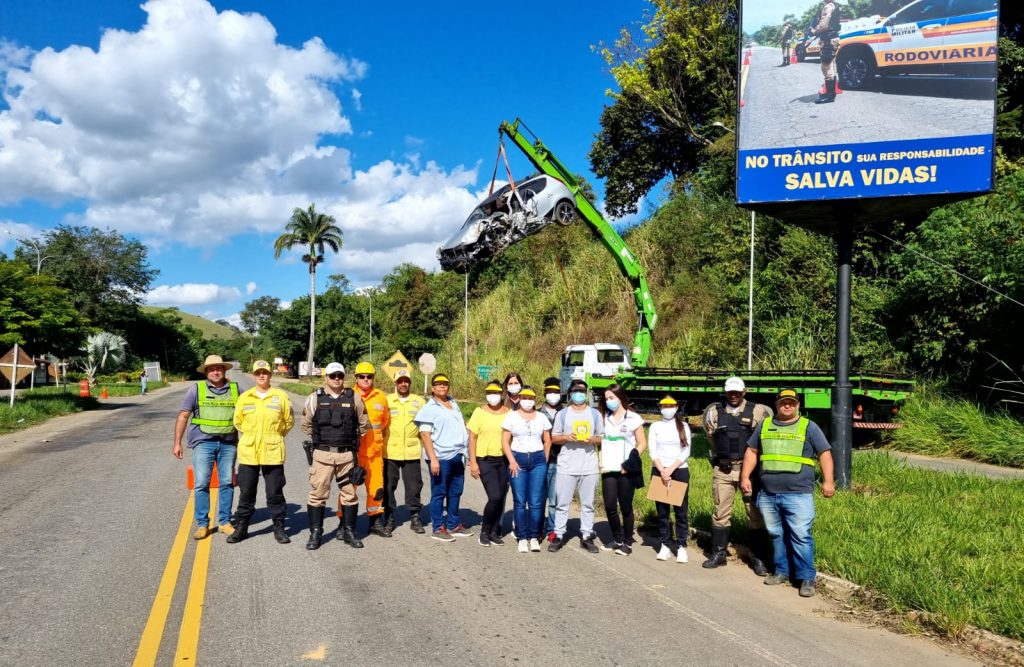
356;374;374;380
327;373;344;380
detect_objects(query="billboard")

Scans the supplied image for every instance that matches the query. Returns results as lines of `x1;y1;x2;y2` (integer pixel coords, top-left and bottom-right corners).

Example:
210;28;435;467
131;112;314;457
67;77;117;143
736;0;998;206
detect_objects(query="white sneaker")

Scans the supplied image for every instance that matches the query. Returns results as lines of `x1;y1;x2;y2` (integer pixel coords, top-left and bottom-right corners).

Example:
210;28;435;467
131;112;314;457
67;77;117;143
676;546;688;563
528;538;541;552
657;544;672;561
518;539;529;553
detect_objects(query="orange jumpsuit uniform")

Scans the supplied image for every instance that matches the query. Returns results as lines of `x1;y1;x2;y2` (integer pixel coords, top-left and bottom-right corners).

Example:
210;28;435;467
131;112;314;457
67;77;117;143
338;386;390;517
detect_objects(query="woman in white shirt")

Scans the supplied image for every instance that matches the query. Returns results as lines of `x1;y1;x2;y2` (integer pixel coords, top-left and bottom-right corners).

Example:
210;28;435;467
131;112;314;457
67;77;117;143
501;387;552;553
600;384;647;556
648;396;692;563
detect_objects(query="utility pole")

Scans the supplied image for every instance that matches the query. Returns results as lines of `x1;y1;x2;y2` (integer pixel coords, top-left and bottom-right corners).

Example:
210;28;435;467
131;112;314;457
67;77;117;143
368;290;373;362
464;273;469;373
748;211;755;371
5;230;48;275
831;220;854;489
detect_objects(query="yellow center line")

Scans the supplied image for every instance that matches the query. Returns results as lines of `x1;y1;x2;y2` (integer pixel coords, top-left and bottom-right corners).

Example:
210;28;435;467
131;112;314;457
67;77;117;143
174;486;216;666
132;494;196;667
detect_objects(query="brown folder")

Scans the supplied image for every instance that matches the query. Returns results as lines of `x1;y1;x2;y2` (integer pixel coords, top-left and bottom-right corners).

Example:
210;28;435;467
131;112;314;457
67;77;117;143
646;478;687;506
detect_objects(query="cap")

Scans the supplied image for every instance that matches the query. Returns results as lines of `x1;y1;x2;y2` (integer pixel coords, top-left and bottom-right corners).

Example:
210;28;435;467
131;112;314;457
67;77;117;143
519;388;537;398
484;382;503;393
431;373;450;385
724;376;745;393
252;359;272;374
355;361;375;376
776;388;800;404
659;396;678;406
394;369;411;382
543;377;560;392
325;362;345;376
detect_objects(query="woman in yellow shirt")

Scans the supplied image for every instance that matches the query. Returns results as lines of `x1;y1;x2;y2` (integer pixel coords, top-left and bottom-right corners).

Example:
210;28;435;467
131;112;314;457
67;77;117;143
467;381;510;546
228;360;295;544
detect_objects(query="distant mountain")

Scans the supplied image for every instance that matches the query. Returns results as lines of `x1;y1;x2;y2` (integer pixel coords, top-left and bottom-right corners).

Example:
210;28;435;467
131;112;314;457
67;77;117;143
141;306;241;340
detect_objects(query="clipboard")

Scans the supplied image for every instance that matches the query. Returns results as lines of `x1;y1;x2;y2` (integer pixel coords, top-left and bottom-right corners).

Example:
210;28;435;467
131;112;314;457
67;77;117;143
646;477;687;506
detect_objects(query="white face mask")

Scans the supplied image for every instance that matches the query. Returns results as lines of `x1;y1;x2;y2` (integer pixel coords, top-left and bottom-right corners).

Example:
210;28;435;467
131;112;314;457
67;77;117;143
485;394;502;407
661;408;678;420
506;384;521;395
545;393;561;406
519;399;535;411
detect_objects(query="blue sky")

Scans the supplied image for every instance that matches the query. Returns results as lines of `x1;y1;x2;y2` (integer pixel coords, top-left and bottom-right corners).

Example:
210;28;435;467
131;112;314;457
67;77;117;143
0;0;652;325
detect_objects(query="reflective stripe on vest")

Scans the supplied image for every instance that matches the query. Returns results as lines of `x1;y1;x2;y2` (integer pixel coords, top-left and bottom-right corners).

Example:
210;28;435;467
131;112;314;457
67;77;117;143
759;417;816;473
192;382;239;434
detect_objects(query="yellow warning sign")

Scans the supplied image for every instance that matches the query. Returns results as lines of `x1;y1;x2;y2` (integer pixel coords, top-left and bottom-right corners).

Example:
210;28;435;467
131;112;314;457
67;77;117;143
381;350;412;382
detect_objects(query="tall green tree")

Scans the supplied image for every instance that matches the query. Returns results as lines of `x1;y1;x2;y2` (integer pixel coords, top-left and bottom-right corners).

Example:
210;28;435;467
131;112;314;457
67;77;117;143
273;204;343;374
0;257;87;357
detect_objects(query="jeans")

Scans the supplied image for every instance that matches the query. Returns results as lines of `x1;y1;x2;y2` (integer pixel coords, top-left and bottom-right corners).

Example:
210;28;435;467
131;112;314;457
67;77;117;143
429;456;466;531
544;461;558;533
235;464;286;521
654;468;690;548
192;440;237;527
757;492;816;581
601;471;636;545
477;456;509;534
509;451;547;540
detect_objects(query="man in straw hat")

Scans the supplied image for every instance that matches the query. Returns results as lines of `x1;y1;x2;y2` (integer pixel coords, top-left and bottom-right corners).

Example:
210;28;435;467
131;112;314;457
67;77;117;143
173;355;240;540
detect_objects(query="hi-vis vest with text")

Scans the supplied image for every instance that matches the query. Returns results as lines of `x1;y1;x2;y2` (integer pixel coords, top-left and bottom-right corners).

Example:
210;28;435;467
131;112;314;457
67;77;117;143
758;417;817;474
192;382;239;435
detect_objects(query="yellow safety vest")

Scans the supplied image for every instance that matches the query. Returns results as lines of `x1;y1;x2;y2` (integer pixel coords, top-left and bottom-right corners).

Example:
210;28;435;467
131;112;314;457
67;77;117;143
385;392;425;460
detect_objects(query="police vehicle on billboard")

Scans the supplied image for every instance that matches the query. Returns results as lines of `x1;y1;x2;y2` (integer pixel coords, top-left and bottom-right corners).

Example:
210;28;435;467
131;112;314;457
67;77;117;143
836;0;998;90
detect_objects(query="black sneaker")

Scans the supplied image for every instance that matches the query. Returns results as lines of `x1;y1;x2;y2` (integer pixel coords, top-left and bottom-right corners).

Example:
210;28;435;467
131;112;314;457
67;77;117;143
614;543;632;556
478;532;491;547
409;514;426;534
547;536;566;552
489;532;504;546
581;536;599;554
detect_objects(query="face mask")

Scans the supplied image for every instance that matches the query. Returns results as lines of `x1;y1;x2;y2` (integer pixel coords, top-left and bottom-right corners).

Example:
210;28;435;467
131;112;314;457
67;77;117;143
570;392;587;405
545;393;561;406
519;399;535;411
507;384;521;395
605;399;621;413
661;408;678;420
485;394;502;407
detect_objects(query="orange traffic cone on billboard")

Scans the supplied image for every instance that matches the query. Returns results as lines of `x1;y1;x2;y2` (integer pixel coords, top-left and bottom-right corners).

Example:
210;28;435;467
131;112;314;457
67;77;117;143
790;53;797;64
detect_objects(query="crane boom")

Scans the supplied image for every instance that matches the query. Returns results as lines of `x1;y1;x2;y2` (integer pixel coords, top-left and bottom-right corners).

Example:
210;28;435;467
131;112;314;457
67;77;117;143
499;118;657;366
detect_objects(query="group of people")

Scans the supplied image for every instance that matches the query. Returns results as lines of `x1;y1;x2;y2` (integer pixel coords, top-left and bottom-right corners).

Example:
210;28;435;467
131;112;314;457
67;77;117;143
173;356;834;597
777;0;843;104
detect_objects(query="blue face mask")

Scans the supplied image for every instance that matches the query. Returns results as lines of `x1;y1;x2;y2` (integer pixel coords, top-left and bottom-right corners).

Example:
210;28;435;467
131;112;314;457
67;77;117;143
570;392;587;405
605;399;621;412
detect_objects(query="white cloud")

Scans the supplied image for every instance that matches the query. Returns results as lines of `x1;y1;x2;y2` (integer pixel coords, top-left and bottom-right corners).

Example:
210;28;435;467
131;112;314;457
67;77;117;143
146;282;242;306
351;88;362;111
0;0;483;284
246;281;257;295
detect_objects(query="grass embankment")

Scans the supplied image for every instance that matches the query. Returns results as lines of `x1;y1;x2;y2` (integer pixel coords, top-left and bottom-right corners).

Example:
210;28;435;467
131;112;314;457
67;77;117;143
0;387;98;433
94;381;169;397
636;437;1024;641
886;389;1024;468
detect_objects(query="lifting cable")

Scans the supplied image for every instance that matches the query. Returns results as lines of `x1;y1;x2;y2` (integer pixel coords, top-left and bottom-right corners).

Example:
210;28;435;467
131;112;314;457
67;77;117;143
488;136;517;197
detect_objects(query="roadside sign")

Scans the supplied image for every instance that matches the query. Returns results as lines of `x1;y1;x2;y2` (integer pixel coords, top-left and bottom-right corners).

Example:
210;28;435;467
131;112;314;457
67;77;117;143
0;345;33;386
382;350;412;381
418;353;437;375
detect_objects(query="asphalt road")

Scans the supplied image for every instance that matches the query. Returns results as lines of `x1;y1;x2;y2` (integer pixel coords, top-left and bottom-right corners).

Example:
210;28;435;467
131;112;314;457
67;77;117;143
739;46;995;150
0;376;979;666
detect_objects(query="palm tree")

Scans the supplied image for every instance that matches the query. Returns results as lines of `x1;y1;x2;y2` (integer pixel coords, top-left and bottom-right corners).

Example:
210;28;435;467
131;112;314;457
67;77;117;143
273;204;343;375
80;332;128;385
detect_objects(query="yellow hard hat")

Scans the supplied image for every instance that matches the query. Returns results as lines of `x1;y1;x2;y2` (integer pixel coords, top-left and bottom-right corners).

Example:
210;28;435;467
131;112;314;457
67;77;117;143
354;362;375;376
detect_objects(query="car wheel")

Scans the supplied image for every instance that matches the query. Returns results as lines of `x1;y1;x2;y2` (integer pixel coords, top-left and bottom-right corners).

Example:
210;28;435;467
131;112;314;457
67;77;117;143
838;48;874;90
553;199;575;226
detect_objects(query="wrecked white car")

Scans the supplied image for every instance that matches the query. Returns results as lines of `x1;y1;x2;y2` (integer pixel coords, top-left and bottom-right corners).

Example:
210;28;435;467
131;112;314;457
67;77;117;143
438;174;575;273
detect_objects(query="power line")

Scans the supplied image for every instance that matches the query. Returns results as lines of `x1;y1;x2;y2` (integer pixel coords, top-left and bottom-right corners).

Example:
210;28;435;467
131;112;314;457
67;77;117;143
871;230;1024;310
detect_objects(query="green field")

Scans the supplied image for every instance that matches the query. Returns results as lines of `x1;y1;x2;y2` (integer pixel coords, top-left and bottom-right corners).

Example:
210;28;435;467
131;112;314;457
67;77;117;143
141;306;240;340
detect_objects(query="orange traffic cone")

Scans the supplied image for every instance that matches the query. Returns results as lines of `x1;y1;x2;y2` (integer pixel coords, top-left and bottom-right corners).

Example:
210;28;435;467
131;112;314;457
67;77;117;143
835;80;843;94
743;55;750;66
790;53;797;64
100;387;109;399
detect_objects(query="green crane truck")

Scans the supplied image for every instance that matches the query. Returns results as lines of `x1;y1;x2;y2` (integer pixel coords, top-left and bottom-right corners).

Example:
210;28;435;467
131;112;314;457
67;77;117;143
440;119;911;430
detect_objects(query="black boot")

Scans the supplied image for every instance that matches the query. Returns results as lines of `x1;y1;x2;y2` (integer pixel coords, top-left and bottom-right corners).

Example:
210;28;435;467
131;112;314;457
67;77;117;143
306;505;325;551
272;516;290;544
409;513;425;534
747;528;769;576
816;79;836;104
226;518;249;544
701;526;729;568
368;514;392;538
341;505;364;549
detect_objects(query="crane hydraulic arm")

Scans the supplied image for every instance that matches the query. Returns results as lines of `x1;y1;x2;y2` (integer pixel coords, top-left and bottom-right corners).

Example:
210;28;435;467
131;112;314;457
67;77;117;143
499;118;657;366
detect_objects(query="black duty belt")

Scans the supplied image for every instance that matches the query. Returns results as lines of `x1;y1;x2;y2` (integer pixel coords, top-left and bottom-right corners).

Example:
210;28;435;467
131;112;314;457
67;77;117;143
315;444;357;453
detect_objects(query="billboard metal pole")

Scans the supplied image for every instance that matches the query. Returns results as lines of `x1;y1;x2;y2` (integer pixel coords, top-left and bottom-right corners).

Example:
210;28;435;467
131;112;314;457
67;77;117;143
831;219;853;489
748;211;755;371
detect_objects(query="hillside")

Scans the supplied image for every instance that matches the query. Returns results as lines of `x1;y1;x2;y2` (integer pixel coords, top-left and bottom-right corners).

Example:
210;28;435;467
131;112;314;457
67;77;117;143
141;306;241;340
